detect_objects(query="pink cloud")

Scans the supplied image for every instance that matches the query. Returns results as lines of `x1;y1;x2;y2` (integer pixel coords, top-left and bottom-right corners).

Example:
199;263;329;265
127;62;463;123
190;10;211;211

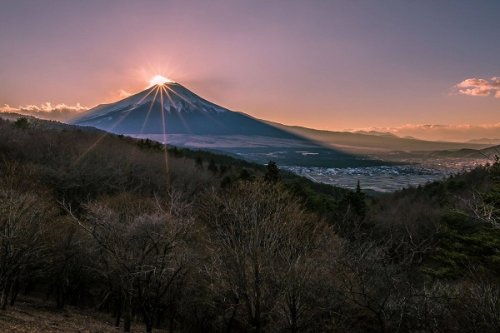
0;102;89;121
492;77;500;88
454;77;500;98
118;89;132;98
358;123;500;142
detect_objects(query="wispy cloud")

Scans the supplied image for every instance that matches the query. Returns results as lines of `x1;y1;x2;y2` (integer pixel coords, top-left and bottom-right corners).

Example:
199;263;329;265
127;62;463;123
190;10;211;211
357;123;500;142
453;77;500;98
118;89;132;98
0;102;89;121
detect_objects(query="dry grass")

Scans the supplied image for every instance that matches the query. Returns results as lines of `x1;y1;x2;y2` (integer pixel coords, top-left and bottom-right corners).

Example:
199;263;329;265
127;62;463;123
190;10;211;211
0;297;167;333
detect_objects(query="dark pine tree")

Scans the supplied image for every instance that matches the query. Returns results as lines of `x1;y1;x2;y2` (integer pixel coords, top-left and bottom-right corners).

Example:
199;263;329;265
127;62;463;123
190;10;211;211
14;117;29;129
208;159;218;174
264;160;280;183
239;169;253;181
352;180;367;219
195;156;203;168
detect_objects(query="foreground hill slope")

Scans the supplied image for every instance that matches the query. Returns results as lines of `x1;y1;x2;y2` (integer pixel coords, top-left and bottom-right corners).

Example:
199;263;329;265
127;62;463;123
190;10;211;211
1;115;500;332
0;297;166;333
0;114;348;204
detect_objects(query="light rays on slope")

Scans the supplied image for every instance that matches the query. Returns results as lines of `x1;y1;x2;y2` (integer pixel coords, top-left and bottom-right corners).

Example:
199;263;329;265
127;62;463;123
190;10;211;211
139;86;160;135
73;81;229;192
162;84;229;133
73;87;158;165
160;85;192;135
158;83;170;189
74;84;173;189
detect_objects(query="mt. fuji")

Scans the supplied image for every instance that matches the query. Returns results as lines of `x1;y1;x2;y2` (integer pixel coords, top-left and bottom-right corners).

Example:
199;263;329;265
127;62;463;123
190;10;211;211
73;82;299;138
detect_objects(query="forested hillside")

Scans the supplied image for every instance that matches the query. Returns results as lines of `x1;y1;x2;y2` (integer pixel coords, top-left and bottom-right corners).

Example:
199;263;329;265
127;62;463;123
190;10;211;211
1;116;500;332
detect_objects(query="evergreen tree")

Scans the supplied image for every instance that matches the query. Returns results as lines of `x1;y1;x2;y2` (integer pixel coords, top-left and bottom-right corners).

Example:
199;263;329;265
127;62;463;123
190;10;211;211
219;164;229;175
352;180;367;219
208;159;218;174
14;117;29;129
220;176;232;188
264;160;280;183
239;169;253;181
195;156;203;168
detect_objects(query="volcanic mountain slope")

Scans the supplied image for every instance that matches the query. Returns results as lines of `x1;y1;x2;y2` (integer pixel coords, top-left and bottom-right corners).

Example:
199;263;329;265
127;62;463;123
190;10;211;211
71;82;386;167
73;82;303;139
72;82;491;154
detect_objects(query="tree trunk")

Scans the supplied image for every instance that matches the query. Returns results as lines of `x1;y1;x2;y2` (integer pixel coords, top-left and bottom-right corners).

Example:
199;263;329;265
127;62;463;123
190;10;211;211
56;283;65;309
376;312;386;333
155;308;162;327
225;306;237;333
124;301;132;333
143;307;154;333
0;290;6;310
290;298;298;333
291;320;298;333
114;302;122;328
1;281;10;310
169;315;175;333
255;320;261;333
1;292;8;310
145;319;153;333
9;278;20;306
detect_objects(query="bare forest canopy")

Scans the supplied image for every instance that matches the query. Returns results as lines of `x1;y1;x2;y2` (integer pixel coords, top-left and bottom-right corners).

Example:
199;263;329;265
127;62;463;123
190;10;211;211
1;116;500;332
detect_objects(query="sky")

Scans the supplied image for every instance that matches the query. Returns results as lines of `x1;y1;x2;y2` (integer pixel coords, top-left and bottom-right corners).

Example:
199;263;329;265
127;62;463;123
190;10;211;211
0;0;499;141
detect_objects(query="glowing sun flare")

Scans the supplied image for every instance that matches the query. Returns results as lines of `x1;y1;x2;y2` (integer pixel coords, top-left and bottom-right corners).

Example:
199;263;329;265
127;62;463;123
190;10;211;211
149;74;173;87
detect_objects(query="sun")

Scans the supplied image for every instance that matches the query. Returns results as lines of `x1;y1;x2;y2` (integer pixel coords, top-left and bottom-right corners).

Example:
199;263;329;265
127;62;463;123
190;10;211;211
149;74;174;87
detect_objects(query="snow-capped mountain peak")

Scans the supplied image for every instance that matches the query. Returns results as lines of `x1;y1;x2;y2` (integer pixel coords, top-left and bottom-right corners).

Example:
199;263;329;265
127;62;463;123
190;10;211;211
71;81;304;139
74;82;228;124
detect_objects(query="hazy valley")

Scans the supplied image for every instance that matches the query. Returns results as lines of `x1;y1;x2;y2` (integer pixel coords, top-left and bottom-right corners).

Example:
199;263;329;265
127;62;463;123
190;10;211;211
68;82;497;193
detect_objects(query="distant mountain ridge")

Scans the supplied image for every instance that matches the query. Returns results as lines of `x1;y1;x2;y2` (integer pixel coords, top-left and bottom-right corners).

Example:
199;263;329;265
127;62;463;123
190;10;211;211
467;138;500;145
265;122;492;152
353;130;398;138
421;144;500;159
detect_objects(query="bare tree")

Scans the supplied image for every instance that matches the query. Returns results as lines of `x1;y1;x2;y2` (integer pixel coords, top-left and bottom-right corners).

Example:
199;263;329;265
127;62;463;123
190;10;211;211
0;178;52;309
199;180;335;332
459;190;499;227
334;241;413;333
66;191;193;333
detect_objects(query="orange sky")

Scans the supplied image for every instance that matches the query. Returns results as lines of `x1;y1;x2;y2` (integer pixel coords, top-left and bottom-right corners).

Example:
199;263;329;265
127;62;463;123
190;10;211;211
0;1;499;139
